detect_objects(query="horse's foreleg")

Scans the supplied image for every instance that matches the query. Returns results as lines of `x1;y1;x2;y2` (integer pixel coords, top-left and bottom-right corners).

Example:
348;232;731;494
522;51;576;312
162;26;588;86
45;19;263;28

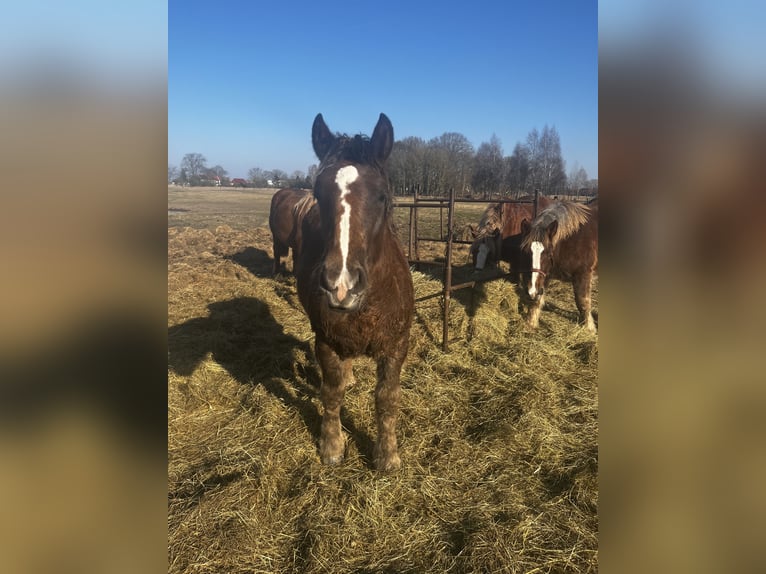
527;294;544;328
573;272;596;333
316;339;352;464
374;353;404;471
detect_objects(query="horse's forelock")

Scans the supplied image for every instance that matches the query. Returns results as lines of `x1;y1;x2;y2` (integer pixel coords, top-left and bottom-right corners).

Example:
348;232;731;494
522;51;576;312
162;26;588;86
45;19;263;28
318;133;385;173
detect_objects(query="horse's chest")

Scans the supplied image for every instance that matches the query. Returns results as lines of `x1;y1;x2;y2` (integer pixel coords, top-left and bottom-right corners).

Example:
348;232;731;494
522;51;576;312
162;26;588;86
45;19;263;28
318;308;396;358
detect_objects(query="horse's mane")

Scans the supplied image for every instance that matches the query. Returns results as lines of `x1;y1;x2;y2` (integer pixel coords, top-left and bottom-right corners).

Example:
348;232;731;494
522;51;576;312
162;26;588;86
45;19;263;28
292;191;316;220
475;203;503;238
521;201;592;248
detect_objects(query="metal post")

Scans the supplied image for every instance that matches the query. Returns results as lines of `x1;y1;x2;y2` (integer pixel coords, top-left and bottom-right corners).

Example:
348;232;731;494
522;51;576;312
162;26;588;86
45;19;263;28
439;202;444;240
413;184;420;265
408;206;414;261
442;186;456;352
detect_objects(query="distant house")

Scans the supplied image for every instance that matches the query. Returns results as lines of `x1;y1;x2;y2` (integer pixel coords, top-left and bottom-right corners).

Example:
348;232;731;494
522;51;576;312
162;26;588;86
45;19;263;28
231;178;248;188
199;174;221;186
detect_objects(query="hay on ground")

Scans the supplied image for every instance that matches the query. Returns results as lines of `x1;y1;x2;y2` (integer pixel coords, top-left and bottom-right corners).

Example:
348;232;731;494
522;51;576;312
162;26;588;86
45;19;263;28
168;198;597;574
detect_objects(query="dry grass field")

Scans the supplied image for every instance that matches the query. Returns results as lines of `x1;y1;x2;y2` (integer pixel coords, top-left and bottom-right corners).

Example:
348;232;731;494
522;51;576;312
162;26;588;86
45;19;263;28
168;187;598;573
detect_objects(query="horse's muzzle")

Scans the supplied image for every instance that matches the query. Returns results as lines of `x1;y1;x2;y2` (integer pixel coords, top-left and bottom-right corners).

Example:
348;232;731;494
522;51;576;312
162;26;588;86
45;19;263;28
526;289;544;302
320;264;367;311
322;288;363;311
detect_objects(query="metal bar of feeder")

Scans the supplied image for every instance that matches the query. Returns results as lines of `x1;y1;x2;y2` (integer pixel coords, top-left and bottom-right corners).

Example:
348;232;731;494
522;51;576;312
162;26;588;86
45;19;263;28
442;187;456;352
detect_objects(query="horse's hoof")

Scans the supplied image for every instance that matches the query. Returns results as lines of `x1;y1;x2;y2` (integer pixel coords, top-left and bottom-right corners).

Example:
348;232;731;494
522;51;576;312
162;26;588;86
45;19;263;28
319;438;345;465
321;453;344;465
375;453;401;472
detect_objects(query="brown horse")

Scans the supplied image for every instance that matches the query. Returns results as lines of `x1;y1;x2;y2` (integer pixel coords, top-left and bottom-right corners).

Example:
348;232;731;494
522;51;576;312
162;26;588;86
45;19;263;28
296;113;414;471
519;200;598;332
268;188;316;274
470;197;554;282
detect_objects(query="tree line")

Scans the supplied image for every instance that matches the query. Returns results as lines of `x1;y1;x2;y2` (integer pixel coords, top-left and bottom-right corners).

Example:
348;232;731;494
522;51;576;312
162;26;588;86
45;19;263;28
388;126;595;199
169;125;596;198
168;154;313;189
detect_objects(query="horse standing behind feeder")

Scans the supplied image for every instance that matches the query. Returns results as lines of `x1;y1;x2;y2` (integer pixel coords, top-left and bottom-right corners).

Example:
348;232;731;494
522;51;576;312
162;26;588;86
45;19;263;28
295;113;414;471
470;197;554;282
519;200;598;332
269;188;316;274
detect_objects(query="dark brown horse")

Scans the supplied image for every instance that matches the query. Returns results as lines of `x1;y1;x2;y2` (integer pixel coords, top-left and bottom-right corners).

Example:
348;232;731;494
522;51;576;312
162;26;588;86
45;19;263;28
295;113;414;471
470;196;554;281
519;201;598;332
269;188;316;274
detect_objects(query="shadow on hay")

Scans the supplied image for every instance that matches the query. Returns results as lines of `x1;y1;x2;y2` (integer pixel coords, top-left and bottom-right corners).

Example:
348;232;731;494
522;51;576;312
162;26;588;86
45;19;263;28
224;246;273;278
1;310;165;453
168;296;376;467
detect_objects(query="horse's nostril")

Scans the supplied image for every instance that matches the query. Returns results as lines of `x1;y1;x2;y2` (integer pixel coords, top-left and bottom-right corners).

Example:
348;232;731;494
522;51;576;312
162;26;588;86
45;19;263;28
354;266;367;291
320;267;335;292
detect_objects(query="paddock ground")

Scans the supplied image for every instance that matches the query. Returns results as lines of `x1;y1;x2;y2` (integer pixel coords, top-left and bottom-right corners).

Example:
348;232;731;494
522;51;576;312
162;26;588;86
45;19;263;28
168;186;598;573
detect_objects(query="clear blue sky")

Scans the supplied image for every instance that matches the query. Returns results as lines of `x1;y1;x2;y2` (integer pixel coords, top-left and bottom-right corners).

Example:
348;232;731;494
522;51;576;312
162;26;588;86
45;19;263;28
169;0;597;181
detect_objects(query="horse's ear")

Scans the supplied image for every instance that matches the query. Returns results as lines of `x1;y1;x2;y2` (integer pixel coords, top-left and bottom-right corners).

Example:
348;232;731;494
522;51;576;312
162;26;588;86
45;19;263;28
521;218;531;235
312;113;335;160
370;113;394;164
546;220;559;242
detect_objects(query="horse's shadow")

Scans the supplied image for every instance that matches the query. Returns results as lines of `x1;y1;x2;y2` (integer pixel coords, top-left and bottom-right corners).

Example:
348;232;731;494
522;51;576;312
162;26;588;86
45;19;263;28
226;247;301;304
224;246;273;278
168;296;376;467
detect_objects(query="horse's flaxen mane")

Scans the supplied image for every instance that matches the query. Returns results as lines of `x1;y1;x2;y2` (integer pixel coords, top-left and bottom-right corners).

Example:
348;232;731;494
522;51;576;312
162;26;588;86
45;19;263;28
522;201;592;248
476;202;503;238
292;192;316;220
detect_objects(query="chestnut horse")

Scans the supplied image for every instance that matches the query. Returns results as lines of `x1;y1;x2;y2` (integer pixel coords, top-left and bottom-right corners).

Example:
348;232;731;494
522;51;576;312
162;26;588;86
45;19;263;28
295;113;414;471
519;201;598;332
269;187;316;274
470;197;553;282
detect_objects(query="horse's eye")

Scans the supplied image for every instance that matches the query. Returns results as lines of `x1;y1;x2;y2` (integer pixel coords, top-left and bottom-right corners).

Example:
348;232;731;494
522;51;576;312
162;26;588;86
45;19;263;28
379;194;386;203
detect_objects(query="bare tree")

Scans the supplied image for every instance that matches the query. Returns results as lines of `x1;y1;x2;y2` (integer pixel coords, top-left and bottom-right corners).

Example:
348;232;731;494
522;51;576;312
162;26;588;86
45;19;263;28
389;136;427;195
307;164;319;187
525;126;566;196
288;170;309;188
210;165;228;178
472;134;504;199
525;128;542;194
180;153;207;180
538;125;567;195
505;143;530;197
248;167;267;187
428;132;474;196
568;162;589;198
168;164;179;183
268;169;287;187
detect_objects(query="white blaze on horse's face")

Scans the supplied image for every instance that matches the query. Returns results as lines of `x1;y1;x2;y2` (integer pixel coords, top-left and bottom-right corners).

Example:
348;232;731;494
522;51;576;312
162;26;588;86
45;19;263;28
529;241;545;298
334;165;359;301
476;242;489;270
